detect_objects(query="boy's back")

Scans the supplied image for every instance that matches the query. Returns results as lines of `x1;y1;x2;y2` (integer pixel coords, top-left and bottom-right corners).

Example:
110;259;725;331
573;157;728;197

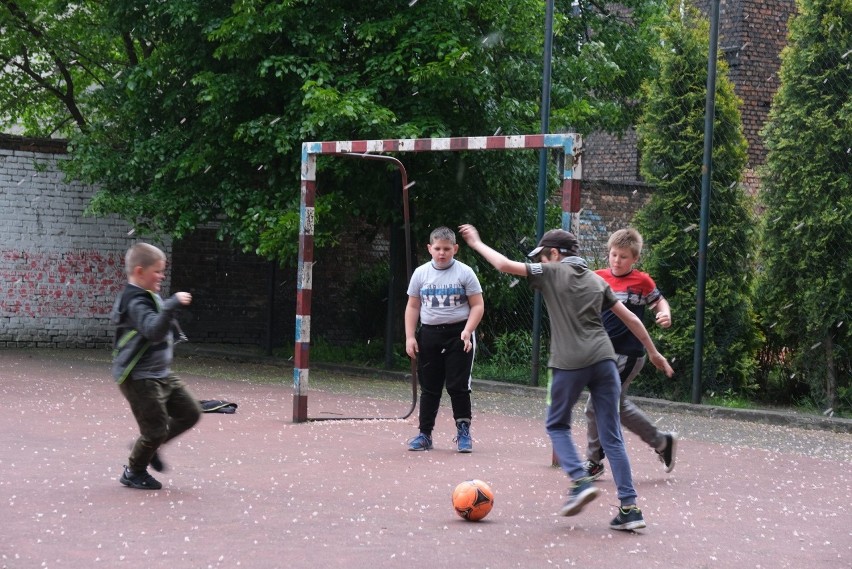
530;261;617;370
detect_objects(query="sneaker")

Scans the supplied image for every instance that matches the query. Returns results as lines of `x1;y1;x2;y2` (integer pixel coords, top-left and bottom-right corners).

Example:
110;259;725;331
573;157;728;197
454;421;473;453
583;459;605;481
656;432;678;473
150;451;167;472
610;505;646;530
559;477;599;516
119;466;162;490
407;433;433;451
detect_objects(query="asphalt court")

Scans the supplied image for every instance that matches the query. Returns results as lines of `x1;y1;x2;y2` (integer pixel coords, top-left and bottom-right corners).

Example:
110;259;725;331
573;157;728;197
1;349;850;569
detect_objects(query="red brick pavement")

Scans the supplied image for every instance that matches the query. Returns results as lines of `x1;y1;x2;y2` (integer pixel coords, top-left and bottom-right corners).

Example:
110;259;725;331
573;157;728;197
1;349;850;569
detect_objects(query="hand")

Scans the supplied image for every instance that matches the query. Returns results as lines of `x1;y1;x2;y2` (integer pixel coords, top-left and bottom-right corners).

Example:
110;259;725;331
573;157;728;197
649;352;674;377
655;311;672;328
460;330;473;353
458;224;481;247
175;292;192;305
405;337;418;359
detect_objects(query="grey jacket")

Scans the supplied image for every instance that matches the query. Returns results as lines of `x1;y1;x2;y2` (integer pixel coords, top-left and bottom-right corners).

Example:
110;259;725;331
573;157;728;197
110;284;183;383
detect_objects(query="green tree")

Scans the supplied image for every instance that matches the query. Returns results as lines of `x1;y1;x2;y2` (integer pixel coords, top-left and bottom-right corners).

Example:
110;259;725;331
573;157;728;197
0;0;127;135
634;1;760;399
756;0;851;412
2;0;665;261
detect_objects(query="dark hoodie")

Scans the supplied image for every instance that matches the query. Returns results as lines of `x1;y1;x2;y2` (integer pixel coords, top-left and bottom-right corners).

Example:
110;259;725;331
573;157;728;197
110;284;184;383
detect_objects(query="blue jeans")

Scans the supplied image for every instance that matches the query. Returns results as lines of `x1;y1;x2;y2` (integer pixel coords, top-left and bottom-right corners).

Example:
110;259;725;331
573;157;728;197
546;360;637;506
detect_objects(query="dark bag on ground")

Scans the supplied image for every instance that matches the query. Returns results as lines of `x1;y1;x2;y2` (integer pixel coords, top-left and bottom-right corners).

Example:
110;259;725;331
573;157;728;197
200;400;238;413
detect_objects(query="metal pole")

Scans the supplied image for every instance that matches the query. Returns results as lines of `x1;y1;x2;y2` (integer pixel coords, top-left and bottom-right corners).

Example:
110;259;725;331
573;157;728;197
531;0;555;387
693;0;720;404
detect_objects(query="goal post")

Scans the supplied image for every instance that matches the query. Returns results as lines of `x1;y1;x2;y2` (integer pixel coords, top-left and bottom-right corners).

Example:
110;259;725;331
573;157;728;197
293;133;583;423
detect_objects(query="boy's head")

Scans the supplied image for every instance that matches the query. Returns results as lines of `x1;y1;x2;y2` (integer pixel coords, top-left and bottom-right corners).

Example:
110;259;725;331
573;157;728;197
606;228;643;276
125;243;167;292
427;226;458;269
527;229;579;263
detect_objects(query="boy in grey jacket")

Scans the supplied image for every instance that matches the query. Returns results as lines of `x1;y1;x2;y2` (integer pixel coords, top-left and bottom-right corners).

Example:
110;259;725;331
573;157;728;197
112;243;201;490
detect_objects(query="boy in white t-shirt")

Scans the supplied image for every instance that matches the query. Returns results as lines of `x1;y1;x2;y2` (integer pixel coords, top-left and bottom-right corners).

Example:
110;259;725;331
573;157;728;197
405;227;484;452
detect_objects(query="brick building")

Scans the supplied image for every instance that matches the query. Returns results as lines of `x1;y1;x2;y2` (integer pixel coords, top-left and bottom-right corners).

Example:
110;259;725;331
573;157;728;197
584;0;797;195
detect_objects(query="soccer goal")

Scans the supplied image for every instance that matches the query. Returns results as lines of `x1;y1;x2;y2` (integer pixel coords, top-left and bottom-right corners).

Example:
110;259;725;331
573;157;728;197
293;133;583;423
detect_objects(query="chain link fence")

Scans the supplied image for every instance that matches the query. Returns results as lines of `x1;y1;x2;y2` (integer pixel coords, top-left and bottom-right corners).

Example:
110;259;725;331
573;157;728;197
317;1;850;414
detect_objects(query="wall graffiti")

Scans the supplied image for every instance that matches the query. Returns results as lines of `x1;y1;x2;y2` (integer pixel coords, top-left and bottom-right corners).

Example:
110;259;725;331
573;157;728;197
0;250;125;318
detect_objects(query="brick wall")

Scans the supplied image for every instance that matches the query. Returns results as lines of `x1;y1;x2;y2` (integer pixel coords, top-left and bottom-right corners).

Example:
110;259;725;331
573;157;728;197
0;135;161;348
583;129;640;183
585;0;796;194
577;180;654;265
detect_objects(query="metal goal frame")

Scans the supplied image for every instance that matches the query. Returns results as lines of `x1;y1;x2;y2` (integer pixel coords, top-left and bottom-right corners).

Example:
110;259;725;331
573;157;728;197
293;133;583;422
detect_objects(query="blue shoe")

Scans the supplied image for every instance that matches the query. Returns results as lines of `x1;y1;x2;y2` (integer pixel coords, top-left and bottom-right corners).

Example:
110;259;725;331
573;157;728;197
408;433;433;451
610;505;646;530
559;477;599;516
454;420;473;453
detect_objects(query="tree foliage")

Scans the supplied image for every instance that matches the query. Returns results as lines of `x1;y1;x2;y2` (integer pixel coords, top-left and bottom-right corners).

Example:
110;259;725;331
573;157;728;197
755;0;852;410
2;0;665;264
634;1;760;398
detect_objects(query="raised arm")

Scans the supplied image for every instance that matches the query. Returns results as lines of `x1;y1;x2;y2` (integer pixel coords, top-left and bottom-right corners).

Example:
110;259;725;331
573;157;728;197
458;224;528;277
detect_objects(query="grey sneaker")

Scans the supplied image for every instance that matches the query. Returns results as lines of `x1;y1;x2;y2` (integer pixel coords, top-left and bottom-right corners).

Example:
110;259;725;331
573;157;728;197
407;433;433;451
119;466;162;490
559;477;599;516
610;505;646;530
656;432;678;473
454;421;472;453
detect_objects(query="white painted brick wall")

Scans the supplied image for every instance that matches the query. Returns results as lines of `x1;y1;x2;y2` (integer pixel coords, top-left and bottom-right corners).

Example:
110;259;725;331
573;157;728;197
0;143;171;347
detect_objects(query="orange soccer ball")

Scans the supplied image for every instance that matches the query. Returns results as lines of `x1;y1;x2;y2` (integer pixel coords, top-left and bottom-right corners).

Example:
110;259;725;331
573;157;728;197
452;479;494;521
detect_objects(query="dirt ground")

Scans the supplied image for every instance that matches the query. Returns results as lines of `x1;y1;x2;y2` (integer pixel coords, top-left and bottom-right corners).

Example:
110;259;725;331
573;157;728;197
1;348;850;569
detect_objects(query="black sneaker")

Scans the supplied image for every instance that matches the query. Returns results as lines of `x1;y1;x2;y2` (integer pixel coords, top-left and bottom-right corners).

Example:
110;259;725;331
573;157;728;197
119;466;162;490
656;432;678;473
559;477;599;516
610;505;646;530
583;460;605;481
150;451;167;472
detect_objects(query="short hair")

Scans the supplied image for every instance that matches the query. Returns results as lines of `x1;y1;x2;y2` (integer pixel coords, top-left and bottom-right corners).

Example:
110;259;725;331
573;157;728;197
429;226;456;245
607;228;643;258
125;243;166;276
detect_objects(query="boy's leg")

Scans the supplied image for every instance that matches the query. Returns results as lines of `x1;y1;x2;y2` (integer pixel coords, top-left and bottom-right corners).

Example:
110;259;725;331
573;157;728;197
547;366;601;516
444;329;475;452
414;326;446;436
583;397;604;463
617;357;667;451
584;354;636;464
545;368;590;481
587;360;637;507
162;375;202;443
119;378;170;472
444;329;474;423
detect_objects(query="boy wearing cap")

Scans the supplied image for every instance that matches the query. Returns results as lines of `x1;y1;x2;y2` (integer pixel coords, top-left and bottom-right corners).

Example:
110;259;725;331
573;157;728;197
458;224;673;531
